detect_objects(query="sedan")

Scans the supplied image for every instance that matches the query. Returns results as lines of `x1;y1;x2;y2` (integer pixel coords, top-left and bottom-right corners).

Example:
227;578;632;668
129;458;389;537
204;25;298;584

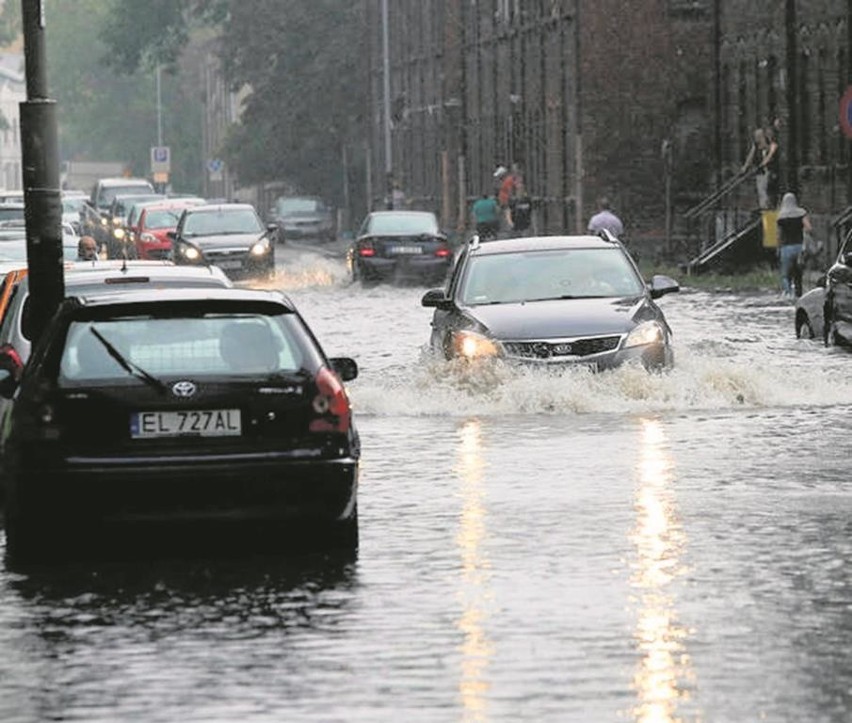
794;278;825;340
422;234;679;370
270;195;335;242
0;287;360;561
349;210;452;284
171;203;276;279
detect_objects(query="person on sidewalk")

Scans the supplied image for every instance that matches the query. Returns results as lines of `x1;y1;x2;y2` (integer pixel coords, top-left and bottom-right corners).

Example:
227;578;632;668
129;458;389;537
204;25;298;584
776;191;811;298
471;193;501;239
587;196;624;238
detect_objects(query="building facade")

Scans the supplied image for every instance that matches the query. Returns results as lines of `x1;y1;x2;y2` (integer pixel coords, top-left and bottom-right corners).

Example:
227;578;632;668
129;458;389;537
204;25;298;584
0;53;24;191
366;0;713;241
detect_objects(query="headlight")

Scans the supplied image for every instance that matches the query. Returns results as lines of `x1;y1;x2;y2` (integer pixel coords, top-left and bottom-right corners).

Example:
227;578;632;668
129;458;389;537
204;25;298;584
112;217;123;227
113;227;125;240
140;232;157;243
250;239;270;256
623;321;664;349
181;244;201;261
452;330;501;359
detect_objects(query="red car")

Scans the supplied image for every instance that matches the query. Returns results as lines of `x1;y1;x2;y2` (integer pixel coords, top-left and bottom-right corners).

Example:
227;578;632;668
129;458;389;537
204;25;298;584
134;202;197;260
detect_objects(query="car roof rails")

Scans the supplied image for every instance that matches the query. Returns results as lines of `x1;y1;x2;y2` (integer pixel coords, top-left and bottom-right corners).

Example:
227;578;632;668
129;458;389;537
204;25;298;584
469;233;481;250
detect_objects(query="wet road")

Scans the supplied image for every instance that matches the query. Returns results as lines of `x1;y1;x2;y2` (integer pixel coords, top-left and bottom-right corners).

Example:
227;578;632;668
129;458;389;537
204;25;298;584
2;242;852;722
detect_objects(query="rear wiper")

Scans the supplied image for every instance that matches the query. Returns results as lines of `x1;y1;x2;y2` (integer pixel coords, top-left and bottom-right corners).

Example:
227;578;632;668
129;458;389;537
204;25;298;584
90;327;168;395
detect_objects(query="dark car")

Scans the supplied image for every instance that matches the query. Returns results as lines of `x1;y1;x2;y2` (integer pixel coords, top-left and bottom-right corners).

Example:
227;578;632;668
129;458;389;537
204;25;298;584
171;203;276;279
104;193;165;258
823;228;852;347
795;277;825;340
421;233;679;370
349;210;452;284
270;196;335;242
0;287;360;561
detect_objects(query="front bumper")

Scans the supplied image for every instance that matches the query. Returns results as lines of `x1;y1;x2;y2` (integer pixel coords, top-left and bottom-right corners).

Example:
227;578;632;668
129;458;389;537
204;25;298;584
496;337;672;371
12;452;358;526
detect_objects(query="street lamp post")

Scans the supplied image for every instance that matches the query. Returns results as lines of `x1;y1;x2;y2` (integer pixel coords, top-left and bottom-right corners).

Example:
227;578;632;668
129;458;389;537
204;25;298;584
19;0;63;345
381;0;393;206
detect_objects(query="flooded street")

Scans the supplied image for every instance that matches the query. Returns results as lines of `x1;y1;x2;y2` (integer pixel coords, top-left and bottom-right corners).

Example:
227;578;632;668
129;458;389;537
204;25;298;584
2;244;852;722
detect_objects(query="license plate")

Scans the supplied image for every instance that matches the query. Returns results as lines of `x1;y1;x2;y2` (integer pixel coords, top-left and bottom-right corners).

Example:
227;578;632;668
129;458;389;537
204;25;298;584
130;409;242;438
216;260;243;270
389;245;423;255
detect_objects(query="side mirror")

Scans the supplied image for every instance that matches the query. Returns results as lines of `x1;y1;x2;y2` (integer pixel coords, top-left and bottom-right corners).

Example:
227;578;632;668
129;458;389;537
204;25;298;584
166;230;176;241
842;252;852;268
421;288;452;309
267;223;278;234
0;368;16;399
649;274;680;299
330;357;358;382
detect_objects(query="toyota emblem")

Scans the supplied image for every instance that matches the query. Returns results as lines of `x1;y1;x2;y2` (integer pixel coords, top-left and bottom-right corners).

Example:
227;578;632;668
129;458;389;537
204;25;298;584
172;381;197;398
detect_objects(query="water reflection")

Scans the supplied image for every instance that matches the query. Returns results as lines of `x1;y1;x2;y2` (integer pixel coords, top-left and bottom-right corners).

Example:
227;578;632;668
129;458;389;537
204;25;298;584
2;551;358;720
629;418;695;722
454;419;494;721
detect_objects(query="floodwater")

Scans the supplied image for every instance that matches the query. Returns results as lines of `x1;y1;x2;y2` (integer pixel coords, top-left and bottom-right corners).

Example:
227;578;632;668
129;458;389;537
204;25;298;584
2;242;852;722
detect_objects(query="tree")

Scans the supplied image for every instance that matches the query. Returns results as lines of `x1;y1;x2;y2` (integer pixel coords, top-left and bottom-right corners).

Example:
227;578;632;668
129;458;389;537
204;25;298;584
100;0;366;206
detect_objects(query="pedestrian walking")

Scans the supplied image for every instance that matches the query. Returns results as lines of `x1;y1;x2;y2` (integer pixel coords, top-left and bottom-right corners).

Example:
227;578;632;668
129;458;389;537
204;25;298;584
776;191;810;298
508;181;532;236
587;196;624;237
741;126;779;209
472;193;501;239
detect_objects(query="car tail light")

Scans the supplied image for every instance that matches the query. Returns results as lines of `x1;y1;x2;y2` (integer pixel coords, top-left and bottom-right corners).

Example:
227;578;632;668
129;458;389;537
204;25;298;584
435;244;451;258
309;367;351;434
358;242;376;257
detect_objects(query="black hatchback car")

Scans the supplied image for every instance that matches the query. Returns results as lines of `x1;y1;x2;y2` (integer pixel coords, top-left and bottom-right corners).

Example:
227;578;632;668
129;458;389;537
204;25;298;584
0;288;360;560
348;210;452;284
422;234;679;370
823;228;852;346
171;203;276;279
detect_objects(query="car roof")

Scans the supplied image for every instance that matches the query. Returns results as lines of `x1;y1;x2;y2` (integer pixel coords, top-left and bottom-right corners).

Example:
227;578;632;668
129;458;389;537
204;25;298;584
184;203;257;214
468;234;623;255
368;210;436;219
97;178;152;187
12;261;231;291
71;286;295;312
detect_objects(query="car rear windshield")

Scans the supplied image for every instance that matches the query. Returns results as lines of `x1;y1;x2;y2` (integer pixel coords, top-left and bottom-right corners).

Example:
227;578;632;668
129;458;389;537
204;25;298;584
182;209;263;236
98;184;155;208
460;247;645;305
367;213;438;236
59;313;318;381
276;198;323;215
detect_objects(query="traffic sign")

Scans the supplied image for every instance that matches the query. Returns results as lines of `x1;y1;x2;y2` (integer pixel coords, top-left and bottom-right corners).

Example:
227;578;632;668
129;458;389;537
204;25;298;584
840;86;852;139
151;145;171;174
207;158;224;181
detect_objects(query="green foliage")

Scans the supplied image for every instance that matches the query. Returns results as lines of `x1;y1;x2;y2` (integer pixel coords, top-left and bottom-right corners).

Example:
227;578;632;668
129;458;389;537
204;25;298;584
45;0;204;192
220;0;365;202
0;2;21;48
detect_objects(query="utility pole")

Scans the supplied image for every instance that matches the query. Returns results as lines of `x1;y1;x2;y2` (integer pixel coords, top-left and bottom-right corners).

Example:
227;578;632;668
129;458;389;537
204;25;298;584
785;0;799;195
381;0;393;207
20;0;64;344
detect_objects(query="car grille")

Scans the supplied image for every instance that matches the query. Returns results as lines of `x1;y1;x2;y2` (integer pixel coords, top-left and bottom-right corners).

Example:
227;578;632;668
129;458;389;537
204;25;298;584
145;248;171;260
205;248;248;262
503;335;622;360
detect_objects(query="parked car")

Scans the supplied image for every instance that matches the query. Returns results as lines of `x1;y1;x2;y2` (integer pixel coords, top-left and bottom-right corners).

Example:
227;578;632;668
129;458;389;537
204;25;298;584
823;228;852;347
0;262;232;378
171;203;276;279
348;210;452;284
0;287;360;560
270;195;335;242
795;277;825;340
421;233;680;370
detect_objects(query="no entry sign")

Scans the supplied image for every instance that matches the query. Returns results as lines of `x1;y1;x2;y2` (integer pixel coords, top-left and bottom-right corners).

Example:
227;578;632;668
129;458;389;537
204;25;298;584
840;86;852;139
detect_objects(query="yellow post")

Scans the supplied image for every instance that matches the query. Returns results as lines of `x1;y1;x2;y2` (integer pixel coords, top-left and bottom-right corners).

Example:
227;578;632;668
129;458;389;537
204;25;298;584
761;209;778;248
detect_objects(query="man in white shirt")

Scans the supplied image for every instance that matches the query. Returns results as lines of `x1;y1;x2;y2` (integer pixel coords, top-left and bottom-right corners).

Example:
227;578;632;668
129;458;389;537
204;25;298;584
587;196;624;237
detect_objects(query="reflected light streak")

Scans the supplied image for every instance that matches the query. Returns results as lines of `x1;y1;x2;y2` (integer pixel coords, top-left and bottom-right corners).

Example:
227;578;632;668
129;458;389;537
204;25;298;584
629;418;696;723
454;419;493;722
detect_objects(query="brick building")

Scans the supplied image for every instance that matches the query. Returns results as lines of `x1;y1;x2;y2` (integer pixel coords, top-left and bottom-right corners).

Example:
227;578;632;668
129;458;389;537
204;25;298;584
366;0;713;243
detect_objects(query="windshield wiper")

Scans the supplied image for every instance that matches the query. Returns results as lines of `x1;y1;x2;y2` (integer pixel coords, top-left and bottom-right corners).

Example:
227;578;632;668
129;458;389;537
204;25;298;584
90;327;168;395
